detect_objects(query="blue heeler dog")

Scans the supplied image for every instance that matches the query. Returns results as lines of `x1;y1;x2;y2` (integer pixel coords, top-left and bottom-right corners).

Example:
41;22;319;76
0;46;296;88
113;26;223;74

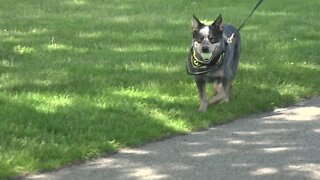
187;15;241;112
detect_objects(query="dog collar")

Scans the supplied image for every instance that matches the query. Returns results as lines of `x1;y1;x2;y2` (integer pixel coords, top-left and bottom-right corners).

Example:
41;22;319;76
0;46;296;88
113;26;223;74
186;47;224;75
191;47;224;67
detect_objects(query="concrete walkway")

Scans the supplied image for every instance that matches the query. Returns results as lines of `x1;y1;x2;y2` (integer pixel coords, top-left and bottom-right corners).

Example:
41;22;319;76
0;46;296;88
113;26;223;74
26;97;320;180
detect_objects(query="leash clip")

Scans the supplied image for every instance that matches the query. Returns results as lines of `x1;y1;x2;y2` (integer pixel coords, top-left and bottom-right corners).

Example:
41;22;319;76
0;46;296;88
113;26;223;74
227;33;235;44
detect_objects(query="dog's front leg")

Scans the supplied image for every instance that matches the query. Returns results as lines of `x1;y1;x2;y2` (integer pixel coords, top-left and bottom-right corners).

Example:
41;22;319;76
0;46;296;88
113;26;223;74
209;81;225;104
195;78;207;112
210;78;232;104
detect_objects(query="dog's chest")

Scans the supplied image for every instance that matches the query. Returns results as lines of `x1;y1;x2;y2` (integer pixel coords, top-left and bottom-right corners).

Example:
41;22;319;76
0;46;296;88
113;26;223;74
198;68;224;82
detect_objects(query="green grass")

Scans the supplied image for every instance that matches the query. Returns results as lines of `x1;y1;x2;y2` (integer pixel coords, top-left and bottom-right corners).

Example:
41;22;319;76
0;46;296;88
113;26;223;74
0;0;319;178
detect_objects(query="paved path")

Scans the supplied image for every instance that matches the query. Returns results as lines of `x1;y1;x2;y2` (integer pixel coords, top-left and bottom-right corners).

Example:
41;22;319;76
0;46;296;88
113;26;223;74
26;97;320;180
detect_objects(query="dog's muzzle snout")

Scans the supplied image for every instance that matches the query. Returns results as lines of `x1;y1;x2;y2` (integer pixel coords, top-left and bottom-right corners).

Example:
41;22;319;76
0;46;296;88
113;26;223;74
202;46;210;53
201;46;212;61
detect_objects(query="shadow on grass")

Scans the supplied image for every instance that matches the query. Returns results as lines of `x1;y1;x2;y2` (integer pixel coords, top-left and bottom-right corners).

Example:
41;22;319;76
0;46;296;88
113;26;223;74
0;90;186;178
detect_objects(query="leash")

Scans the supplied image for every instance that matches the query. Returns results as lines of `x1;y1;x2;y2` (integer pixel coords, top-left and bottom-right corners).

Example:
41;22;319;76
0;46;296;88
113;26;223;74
238;0;265;31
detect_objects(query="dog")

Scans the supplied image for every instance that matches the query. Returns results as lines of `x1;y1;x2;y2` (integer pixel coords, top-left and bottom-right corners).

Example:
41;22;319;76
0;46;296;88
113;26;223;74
188;15;241;112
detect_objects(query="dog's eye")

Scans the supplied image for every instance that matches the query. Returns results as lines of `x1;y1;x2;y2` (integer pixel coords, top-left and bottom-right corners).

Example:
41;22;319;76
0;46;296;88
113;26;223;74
196;35;204;43
208;35;215;43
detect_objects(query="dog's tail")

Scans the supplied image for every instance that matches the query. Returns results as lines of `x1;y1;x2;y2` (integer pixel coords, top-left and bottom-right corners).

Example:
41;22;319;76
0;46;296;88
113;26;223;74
237;0;265;31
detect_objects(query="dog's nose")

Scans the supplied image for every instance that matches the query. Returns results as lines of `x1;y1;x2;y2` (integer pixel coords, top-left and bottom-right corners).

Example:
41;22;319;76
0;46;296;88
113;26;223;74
202;46;209;53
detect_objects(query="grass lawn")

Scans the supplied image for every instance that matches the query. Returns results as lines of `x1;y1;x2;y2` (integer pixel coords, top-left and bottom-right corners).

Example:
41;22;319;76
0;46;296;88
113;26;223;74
0;0;319;178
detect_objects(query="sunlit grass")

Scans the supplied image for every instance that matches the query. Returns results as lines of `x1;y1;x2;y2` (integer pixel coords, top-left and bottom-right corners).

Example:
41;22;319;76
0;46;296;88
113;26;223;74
13;45;35;54
0;0;319;178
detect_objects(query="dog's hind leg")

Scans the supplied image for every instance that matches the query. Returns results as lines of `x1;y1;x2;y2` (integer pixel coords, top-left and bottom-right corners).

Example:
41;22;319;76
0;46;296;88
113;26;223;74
221;78;234;103
223;82;232;103
195;78;207;112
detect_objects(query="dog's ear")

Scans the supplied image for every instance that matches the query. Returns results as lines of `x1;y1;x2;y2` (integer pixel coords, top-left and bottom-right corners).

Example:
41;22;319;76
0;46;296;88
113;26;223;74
212;14;223;31
192;15;203;32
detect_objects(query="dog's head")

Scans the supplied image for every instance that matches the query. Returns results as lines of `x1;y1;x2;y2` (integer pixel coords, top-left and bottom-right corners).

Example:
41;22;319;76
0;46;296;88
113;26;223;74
192;15;224;61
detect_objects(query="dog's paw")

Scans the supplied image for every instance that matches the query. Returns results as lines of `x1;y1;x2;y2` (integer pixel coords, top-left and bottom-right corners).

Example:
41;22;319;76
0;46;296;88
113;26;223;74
209;95;228;104
209;97;222;104
198;104;207;112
